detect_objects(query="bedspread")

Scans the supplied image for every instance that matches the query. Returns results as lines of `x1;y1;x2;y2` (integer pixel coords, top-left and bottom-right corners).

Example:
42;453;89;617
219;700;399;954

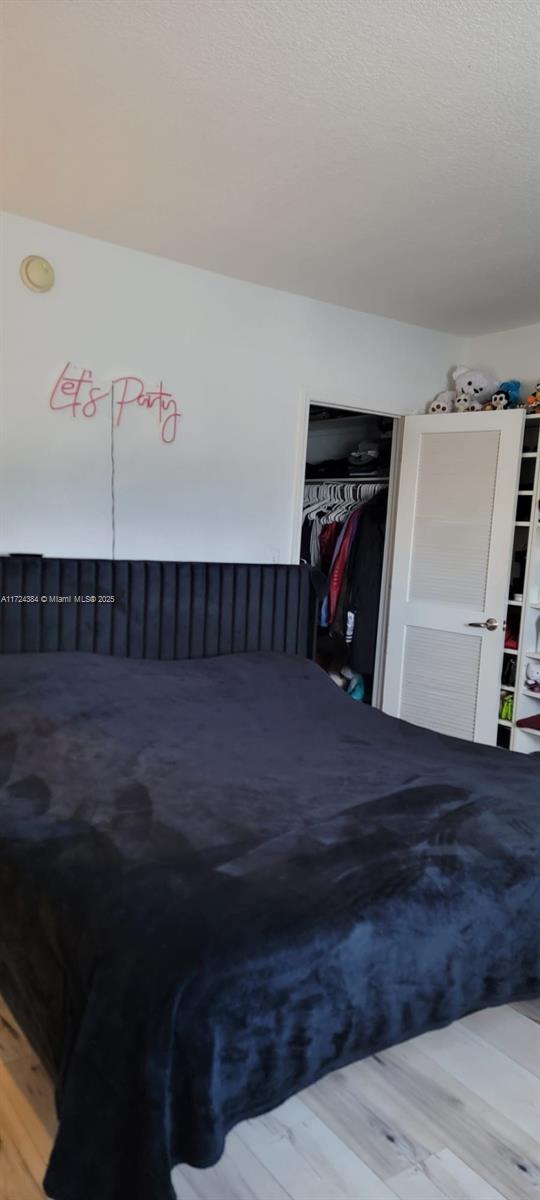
0;651;539;1200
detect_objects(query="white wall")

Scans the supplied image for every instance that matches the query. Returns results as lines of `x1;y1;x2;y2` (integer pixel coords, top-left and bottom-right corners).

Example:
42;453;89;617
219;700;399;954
1;212;466;563
466;324;540;396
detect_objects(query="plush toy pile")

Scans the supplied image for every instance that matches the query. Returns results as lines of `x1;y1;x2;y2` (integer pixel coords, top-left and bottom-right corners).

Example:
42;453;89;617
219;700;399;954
427;367;524;414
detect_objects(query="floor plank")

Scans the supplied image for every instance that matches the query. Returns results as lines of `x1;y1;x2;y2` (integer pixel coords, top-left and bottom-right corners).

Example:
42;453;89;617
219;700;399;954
388;1164;448;1200
0;999;28;1068
176;1129;294;1200
512;1000;540;1025
4;1059;56;1144
462;1006;540;1078
388;1148;507;1200
0;1062;52;1174
238;1095;397;1200
0;1072;49;1197
414;1020;539;1138
0;1126;44;1200
302;1063;441;1181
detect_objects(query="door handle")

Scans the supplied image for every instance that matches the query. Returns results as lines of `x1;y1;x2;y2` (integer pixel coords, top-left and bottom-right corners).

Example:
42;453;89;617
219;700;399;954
467;617;499;631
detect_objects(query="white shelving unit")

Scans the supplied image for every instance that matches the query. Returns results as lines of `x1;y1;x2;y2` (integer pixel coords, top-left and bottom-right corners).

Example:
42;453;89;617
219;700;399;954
498;413;540;754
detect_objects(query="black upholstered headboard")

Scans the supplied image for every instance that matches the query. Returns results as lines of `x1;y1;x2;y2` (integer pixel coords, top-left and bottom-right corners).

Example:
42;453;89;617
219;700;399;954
0;557;316;660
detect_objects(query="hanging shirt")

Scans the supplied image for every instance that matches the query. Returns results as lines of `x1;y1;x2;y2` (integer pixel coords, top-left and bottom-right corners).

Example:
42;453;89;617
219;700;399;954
319;519;349;627
309;517;322;569
349;490;388;676
319;522;340;573
326;510;360;626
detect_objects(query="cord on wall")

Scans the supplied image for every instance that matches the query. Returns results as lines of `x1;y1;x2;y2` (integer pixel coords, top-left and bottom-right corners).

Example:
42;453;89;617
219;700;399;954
110;382;116;560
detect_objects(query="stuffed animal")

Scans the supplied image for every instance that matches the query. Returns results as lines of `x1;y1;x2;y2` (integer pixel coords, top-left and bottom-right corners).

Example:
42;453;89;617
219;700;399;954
454;393;470;413
427;391;454;414
490;392;509;410
498;379;522;408
526;382;540;413
452;366;500;409
468;397;483;411
525;662;540;693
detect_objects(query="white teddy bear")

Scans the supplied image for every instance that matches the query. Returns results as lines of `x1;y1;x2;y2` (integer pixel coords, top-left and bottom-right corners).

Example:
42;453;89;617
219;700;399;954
452;366;500;409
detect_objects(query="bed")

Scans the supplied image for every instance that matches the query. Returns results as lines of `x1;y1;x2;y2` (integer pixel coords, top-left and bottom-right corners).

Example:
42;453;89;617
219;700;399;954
1;561;539;1200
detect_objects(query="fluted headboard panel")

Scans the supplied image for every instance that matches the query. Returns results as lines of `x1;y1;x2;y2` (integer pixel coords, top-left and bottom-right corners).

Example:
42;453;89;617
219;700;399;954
0;558;315;660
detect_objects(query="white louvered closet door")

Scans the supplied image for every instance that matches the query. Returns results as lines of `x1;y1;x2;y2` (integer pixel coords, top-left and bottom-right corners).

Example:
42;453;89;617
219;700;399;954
382;411;524;744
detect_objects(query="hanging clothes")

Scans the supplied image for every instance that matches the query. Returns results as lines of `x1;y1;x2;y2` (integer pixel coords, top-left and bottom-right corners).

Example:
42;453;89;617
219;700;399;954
303;478;388;688
319;522;340;572
303;483;382;567
348;489;388;677
327;509;360;626
302;419;392;701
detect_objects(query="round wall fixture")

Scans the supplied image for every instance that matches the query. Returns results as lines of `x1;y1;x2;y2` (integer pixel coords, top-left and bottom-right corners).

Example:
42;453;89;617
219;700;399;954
20;255;55;292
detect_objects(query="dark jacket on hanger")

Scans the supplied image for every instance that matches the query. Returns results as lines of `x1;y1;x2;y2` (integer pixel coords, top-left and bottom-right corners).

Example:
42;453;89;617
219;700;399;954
348;489;388;677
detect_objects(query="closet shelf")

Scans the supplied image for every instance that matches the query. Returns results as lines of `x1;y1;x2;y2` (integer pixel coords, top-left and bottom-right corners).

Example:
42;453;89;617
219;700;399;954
497;719;513;728
522;689;540;700
500;684;515;693
518;490;534;496
522;452;537;458
515;521;531;527
507;600;522;607
516;725;540;738
305;476;390;484
504;648;519;655
525;651;540;660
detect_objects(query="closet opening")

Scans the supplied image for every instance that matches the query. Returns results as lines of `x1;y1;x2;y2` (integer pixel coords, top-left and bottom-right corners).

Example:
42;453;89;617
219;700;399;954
299;402;400;708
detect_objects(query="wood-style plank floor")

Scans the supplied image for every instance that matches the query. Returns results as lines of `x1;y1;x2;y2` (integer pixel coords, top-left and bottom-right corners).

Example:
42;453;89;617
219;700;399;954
1;996;539;1200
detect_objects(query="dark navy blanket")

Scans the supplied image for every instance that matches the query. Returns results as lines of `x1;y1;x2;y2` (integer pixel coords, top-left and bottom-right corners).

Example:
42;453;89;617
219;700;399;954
0;651;538;1200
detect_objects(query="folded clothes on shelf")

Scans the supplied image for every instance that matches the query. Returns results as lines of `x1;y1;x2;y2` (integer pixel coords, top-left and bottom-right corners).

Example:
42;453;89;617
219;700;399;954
516;714;540;731
499;692;514;722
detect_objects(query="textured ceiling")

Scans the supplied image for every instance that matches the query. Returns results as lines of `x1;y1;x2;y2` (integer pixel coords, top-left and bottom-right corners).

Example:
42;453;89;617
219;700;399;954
1;0;539;334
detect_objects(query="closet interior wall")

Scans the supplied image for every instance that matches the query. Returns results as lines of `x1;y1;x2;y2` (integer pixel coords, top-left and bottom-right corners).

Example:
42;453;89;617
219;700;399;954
301;404;397;707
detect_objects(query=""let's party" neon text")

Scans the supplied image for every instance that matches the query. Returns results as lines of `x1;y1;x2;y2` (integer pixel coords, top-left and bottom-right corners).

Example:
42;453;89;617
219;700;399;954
49;363;181;445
